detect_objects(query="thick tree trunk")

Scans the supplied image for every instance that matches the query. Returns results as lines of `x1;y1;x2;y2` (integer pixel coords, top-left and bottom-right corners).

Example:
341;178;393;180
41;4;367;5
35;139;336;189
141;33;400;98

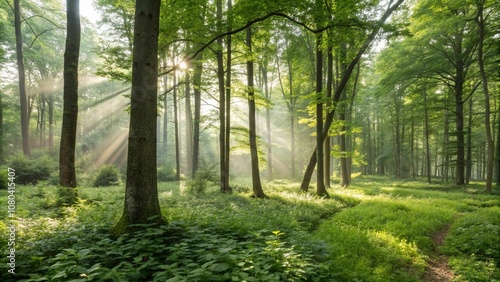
246;27;266;198
113;0;164;236
315;36;328;197
14;0;30;156
59;0;80;188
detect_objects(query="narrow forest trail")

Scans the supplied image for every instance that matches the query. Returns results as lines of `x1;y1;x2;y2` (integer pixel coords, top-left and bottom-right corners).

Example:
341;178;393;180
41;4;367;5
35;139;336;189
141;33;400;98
423;224;454;282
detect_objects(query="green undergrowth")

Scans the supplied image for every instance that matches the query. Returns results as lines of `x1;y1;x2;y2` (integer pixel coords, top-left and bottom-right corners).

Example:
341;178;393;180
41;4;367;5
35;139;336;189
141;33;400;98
0;175;498;281
442;207;500;281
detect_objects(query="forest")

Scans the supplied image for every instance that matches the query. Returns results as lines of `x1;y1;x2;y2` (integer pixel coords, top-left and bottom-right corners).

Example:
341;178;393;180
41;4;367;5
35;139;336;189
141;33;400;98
0;0;499;281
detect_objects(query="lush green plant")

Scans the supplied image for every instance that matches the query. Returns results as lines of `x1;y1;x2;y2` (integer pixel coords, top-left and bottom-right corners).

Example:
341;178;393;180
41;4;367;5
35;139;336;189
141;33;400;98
315;220;426;281
92;164;121;187
442;207;500;281
3;176;500;282
157;166;177;182
7;154;54;184
185;163;217;194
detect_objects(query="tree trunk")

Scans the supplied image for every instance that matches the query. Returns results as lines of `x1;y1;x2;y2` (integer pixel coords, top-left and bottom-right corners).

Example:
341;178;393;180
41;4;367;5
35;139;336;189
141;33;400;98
192;53;203;176
48;93;54;148
300;0;404;191
443;104;450;183
163;70;168;158
476;2;493;192
466;97;473;184
263;64;273;181
324;46;333;187
454;56;466;185
224;0;232;191
173;71;181;180
339;44;349;187
424;90;432;183
113;0;165;236
216;0;230;192
315;35;328;197
246;27;266;198
14;0;30;156
59;0;80;188
185;71;193;178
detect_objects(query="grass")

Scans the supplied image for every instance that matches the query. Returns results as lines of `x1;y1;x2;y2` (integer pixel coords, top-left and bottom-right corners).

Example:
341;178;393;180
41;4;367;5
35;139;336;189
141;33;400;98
0;175;499;281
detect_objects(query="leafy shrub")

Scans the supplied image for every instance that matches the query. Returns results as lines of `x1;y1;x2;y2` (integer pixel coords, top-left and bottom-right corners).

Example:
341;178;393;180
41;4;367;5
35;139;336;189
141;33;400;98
186;163;217;194
7;154;54;184
157;166;177;182
92;164;121;187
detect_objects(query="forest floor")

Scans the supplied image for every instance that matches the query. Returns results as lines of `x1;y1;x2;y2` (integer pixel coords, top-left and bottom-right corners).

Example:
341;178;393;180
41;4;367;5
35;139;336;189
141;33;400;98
423;224;454;281
1;175;499;281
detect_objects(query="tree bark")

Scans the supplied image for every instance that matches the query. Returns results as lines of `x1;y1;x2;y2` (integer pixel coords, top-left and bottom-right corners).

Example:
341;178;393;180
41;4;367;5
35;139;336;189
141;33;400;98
14;0;30;156
475;2;493;192
339;44;349;187
113;0;165;236
324;45;333;187
246;27;266;198
59;0;80;188
315;35;328;197
192;53;203;176
223;0;232;192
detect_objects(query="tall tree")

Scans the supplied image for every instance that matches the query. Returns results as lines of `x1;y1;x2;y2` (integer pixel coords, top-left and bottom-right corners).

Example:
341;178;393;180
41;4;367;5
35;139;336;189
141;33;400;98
223;0;233;192
475;0;493;192
246;26;266;198
315;34;328;197
59;0;81;188
113;0;165;235
13;0;30;156
216;0;230;192
192;53;203;176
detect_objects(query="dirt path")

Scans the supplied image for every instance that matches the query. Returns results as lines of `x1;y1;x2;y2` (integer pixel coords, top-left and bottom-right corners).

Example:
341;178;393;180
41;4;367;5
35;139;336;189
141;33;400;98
423;224;454;282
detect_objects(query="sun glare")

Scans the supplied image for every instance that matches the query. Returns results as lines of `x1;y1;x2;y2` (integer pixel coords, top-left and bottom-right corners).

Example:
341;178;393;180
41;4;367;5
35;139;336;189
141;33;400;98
179;61;188;70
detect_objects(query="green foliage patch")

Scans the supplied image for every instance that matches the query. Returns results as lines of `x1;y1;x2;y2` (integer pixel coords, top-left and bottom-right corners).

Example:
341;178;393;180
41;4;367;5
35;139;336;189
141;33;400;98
92;164;121;187
7;154;55;185
442;207;500;281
